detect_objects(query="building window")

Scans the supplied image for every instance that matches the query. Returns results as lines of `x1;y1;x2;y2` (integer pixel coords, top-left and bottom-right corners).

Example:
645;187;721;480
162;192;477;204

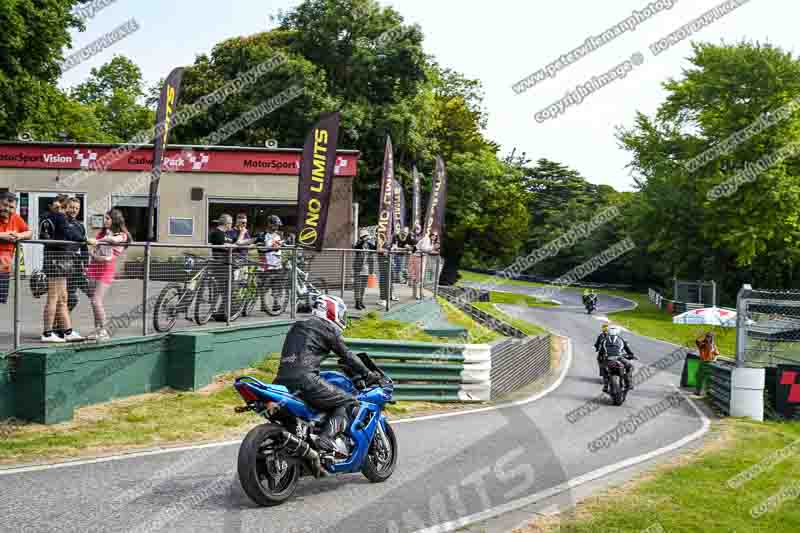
169;217;194;237
207;199;297;242
111;194;158;242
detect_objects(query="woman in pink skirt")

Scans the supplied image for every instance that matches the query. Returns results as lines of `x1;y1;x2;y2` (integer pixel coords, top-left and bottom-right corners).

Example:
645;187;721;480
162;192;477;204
86;209;130;341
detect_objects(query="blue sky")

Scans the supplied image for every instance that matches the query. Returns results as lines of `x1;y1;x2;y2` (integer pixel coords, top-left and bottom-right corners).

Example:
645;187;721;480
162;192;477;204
59;0;791;191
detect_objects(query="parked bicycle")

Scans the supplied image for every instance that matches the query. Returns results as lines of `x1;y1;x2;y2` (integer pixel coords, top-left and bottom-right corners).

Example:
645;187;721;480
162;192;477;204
152;253;222;332
260;250;329;316
228;257;262;321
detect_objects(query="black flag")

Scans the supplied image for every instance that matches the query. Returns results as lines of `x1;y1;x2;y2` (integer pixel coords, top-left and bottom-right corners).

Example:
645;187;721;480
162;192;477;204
295;112;341;250
376;136;395;252
423;156;447;240
146;67;184;241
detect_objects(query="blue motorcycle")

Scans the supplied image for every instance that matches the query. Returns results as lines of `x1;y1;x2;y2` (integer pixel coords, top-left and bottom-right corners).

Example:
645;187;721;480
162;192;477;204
233;352;397;506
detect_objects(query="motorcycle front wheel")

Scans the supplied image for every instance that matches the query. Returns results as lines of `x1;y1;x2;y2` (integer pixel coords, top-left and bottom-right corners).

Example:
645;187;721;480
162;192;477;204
238;424;301;507
610;374;625;406
362;421;397;483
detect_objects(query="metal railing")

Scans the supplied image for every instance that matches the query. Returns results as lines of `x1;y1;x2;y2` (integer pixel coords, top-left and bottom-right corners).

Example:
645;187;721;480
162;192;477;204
1;240;442;355
735;284;800;368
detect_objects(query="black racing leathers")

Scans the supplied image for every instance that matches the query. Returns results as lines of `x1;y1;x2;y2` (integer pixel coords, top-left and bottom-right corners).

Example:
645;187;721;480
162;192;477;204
597;335;635;389
274;316;373;453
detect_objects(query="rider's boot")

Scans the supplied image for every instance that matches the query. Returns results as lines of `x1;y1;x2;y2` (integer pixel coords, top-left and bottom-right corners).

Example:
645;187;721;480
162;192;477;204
316;406;349;458
602;376;609;393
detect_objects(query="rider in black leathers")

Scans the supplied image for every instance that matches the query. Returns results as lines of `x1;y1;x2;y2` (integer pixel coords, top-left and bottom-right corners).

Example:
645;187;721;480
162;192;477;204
273;295;379;456
597;326;636;393
594;323;609;378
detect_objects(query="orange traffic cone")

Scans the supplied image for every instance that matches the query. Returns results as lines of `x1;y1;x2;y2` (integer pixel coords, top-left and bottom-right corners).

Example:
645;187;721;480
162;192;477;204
367;274;378;288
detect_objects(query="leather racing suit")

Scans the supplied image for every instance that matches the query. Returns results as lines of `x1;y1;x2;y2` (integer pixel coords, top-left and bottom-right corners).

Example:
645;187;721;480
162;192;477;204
274;316;374;453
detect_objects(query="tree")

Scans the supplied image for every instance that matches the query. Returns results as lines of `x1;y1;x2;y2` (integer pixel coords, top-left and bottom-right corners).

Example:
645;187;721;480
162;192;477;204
618;41;800;297
70;56;154;141
0;0;87;139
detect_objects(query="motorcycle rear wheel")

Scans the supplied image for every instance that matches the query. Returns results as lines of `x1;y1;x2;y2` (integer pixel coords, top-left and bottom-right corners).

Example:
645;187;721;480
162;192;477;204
362;421;397;483
238;424;300;506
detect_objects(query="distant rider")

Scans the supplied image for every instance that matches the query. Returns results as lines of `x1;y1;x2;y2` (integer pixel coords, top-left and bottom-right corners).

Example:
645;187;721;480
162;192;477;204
597;325;636;393
273;295;381;473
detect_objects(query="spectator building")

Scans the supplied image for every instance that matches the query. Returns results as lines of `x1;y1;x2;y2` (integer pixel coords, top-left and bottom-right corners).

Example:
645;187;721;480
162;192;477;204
0;141;359;269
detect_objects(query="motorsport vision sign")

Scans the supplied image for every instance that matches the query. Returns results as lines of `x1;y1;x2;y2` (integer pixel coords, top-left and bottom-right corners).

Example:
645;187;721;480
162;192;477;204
295;112;341;250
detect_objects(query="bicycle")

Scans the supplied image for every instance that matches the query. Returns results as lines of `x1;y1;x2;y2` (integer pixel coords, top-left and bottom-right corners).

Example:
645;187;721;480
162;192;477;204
152;253;222;332
229;257;261;321
259;250;328;316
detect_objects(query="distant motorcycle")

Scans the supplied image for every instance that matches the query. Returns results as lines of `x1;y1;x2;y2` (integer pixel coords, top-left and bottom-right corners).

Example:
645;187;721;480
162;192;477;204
604;355;637;406
233;352;397;506
585;299;597;314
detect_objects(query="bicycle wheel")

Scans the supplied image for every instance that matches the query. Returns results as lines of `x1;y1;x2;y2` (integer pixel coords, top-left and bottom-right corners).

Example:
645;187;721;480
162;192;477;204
229;280;247;322
194;276;220;325
153;283;183;333
260;273;290;316
242;278;258;317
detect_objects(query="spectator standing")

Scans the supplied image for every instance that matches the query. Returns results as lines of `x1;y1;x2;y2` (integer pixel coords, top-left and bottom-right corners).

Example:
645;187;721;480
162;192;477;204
407;223;423;288
392;226;415;287
695;332;720;396
63;197;90;313
0;192;32;310
86;209;130;341
228;212;256;258
255;215;284;314
209;214;235;321
376;232;392;308
40;194;84;342
352;229;375;310
415;231;434;300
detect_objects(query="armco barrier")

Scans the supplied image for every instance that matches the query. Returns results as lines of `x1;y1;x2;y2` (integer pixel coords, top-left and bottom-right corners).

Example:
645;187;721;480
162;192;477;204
490;335;551;399
322;338;491;402
709;358;735;415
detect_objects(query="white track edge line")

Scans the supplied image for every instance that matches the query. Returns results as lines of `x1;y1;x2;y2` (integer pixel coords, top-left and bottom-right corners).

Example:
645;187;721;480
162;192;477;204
411;386;711;533
0;339;574;476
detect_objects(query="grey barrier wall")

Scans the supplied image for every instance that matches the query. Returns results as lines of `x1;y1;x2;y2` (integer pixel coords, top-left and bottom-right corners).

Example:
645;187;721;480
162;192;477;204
709;358;735;416
490;335;551;400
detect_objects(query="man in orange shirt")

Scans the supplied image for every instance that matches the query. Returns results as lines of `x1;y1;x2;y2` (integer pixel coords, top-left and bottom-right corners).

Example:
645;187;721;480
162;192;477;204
0;192;32;304
695;331;720;395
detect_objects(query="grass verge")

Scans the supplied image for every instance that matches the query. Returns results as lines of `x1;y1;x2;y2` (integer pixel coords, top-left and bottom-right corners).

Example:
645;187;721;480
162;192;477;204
488;290;558;307
438;297;501;343
346;311;448;343
472;302;548;336
515;418;800;533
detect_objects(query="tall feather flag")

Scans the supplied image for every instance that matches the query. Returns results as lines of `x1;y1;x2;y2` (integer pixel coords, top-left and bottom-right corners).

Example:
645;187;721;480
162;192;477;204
376;136;395;252
146;67;184;242
295;112;341;250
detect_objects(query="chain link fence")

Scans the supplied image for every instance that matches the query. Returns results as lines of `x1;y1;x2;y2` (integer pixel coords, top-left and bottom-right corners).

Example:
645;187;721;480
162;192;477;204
2;241;441;354
737;285;800;367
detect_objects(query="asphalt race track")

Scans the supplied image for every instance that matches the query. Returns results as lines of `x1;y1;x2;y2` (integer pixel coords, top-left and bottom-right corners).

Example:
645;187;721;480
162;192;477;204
0;285;707;533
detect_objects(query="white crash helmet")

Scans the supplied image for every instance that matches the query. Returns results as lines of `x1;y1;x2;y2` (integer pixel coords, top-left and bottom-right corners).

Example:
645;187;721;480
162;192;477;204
312;295;348;332
608;325;621;337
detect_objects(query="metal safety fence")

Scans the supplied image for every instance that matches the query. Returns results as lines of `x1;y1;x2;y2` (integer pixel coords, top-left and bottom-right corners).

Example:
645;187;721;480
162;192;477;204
490;335;551;400
735;285;800;367
1;240;442;355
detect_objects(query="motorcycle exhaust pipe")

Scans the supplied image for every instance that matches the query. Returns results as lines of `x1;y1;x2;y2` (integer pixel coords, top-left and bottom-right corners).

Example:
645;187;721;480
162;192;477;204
278;431;326;477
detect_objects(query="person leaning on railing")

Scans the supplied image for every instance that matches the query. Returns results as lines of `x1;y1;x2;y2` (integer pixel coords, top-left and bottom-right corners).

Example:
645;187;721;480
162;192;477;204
85;209;130;341
352;229;376;310
695;332;720;396
0;192;32;309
